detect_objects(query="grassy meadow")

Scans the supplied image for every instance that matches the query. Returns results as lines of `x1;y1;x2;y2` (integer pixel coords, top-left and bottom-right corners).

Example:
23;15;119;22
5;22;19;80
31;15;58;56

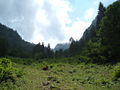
0;57;120;90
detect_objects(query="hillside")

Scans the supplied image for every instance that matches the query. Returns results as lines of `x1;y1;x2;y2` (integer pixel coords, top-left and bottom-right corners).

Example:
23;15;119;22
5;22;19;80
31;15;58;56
80;2;105;42
0;23;34;57
68;2;105;56
68;1;120;63
0;23;54;58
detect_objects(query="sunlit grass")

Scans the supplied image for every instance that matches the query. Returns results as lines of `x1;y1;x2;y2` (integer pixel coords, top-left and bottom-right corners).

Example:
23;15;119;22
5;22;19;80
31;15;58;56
0;57;120;90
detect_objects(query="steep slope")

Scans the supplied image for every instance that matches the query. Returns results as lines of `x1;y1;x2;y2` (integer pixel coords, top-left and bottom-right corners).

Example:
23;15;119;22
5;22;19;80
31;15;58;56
69;2;106;56
79;2;105;44
0;23;34;57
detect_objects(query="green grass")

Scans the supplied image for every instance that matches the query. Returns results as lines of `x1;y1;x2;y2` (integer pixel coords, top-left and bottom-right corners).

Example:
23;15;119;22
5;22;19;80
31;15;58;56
0;57;120;90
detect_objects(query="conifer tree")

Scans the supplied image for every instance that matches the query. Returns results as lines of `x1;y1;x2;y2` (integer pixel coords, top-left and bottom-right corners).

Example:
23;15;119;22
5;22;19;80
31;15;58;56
100;1;120;62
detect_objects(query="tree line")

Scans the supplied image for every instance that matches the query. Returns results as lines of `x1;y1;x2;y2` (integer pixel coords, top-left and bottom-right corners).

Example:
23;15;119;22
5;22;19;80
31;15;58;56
0;1;120;64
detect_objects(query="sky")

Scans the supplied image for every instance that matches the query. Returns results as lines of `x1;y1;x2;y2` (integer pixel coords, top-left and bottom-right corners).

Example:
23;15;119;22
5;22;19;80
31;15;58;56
0;0;116;48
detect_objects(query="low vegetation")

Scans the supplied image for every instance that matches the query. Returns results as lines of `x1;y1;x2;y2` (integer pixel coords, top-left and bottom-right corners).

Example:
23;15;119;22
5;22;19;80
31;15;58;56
0;57;120;90
0;58;23;83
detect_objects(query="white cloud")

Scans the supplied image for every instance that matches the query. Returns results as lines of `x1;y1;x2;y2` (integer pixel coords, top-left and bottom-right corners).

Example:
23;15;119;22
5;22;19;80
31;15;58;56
31;0;73;48
84;8;95;20
31;0;90;48
0;0;92;48
36;10;50;26
65;18;90;41
93;0;99;6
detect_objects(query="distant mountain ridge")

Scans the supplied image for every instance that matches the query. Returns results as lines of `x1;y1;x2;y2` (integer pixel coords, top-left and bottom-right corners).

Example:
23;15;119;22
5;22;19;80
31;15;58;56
54;43;70;51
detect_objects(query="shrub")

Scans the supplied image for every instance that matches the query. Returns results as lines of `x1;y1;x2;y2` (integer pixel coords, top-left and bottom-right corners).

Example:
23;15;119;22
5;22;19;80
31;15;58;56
113;65;120;80
78;56;91;63
0;58;22;83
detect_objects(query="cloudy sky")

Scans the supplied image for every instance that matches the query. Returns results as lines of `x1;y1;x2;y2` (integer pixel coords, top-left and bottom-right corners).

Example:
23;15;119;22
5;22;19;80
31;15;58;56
0;0;116;48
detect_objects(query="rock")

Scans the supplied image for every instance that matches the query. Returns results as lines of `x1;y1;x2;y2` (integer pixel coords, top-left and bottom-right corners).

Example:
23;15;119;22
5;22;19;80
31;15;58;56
42;66;49;71
47;76;54;81
42;81;50;86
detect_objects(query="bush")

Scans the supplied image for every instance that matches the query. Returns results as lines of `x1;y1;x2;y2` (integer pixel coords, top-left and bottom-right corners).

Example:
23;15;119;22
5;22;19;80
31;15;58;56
0;58;23;83
78;56;91;63
113;65;120;80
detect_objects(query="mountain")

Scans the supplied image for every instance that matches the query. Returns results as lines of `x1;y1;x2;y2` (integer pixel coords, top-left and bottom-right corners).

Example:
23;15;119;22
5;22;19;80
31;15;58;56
69;2;106;56
54;37;74;51
80;2;105;42
54;3;105;54
54;43;70;51
0;23;34;57
0;23;54;58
